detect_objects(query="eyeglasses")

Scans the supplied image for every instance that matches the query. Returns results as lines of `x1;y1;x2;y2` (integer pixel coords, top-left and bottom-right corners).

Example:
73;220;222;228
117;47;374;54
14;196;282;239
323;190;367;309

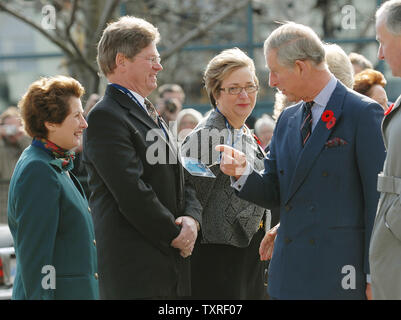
136;55;161;65
219;85;259;95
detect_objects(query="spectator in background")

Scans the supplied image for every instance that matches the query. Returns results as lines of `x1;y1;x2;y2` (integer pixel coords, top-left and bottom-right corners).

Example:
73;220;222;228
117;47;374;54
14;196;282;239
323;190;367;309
157;84;185;124
254;114;275;150
349;52;374;75
175;108;203;143
325;44;354;89
353;69;389;111
272;91;292;121
0;107;31;180
83;93;100;118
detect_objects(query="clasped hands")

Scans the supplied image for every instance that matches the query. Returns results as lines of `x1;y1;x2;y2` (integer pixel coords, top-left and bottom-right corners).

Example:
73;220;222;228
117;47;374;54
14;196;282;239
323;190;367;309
170;216;199;258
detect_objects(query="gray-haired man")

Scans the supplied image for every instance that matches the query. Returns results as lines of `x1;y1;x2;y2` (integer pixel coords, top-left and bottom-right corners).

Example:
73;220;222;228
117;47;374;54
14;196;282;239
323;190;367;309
369;0;401;300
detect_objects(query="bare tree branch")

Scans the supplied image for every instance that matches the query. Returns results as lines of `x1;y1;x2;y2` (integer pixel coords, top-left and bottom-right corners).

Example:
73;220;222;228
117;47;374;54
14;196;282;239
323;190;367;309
160;0;252;60
65;0;79;37
94;0;121;44
0;2;75;58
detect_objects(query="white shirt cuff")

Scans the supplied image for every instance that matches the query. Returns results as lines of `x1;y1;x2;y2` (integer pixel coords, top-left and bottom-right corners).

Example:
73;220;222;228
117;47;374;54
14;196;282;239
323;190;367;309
230;162;253;191
366;274;371;284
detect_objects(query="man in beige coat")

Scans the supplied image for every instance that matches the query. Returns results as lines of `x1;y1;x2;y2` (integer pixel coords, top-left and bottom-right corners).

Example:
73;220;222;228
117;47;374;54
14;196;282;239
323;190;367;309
369;0;401;300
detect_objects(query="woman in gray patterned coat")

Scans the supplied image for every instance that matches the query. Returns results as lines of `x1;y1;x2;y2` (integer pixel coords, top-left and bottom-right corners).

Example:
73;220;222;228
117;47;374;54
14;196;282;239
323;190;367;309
181;48;269;299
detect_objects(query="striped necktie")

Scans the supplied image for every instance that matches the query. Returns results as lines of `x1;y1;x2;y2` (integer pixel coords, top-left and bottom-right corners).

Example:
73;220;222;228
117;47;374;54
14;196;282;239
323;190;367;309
300;101;314;146
144;99;159;124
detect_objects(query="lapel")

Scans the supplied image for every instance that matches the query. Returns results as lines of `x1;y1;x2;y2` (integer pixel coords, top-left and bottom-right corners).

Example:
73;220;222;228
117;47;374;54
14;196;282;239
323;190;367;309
106;85;178;159
382;94;401;147
284;81;346;204
286;103;304;165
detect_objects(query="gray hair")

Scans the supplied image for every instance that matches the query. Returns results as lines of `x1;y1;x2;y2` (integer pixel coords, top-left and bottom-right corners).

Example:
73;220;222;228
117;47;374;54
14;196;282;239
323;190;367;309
376;0;401;35
254;114;275;136
325;44;354;88
97;16;160;76
264;22;326;68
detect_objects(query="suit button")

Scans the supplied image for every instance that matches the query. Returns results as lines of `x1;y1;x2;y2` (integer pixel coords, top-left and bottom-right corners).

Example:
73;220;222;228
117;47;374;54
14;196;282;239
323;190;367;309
93;239;96;246
94;273;99;280
280;170;284;175
309;239;316;245
285;205;292;212
88;207;91;213
285;237;292;244
322;171;328;177
309;205;315;212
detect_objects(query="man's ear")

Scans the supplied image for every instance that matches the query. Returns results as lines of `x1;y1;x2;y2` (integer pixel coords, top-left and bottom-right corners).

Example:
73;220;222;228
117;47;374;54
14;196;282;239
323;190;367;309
294;59;308;76
115;53;126;69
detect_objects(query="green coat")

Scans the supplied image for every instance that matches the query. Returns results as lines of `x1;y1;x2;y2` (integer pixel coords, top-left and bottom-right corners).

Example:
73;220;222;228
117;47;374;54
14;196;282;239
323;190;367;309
8;145;99;300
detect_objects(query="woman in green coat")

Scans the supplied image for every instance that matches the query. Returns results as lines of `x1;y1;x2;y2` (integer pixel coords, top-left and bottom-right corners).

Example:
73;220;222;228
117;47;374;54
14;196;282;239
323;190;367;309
7;75;99;300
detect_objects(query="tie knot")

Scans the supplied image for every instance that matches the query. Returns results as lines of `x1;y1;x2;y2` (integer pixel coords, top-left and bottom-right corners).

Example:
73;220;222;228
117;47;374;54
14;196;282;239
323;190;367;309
305;101;314;111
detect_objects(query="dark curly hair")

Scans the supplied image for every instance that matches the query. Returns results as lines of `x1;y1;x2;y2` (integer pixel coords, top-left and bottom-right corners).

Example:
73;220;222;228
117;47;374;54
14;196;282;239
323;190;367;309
18;76;85;138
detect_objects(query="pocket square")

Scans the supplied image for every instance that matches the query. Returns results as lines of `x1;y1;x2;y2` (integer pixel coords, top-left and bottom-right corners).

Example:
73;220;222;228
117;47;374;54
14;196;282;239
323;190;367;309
325;137;348;148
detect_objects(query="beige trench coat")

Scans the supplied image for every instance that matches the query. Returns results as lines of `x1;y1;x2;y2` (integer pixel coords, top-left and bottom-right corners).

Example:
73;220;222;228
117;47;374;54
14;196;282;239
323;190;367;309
370;94;401;299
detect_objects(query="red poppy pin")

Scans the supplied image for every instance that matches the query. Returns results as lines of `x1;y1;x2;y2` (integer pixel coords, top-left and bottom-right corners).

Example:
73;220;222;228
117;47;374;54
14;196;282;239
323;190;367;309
384;103;394;116
321;110;336;130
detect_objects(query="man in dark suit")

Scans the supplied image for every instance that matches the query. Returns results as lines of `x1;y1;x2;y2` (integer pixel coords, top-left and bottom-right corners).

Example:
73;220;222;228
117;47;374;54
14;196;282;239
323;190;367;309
83;16;202;299
217;22;385;299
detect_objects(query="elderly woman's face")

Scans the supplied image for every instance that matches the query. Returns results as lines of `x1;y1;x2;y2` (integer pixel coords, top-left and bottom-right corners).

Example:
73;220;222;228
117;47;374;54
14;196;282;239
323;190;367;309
46;96;88;150
368;84;388;111
215;66;257;128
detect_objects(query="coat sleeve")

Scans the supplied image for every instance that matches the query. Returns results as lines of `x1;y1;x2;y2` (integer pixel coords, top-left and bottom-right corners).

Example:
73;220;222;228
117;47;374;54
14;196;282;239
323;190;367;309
12;161;59;300
84;106;181;253
355;102;386;275
237;119;281;212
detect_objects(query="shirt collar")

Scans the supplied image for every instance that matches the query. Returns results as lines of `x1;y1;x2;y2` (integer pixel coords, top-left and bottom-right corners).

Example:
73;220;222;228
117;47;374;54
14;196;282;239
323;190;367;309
312;74;337;108
128;89;145;107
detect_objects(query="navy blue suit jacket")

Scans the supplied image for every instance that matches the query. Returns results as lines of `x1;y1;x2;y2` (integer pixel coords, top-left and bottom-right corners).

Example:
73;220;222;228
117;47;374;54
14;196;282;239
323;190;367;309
239;81;385;299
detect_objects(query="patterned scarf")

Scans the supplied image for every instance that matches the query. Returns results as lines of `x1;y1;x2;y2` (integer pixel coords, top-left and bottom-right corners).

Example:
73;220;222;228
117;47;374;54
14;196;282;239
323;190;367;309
32;137;75;171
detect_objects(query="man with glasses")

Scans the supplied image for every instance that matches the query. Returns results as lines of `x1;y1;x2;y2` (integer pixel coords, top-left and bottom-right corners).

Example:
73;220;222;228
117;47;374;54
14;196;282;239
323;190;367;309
83;16;202;300
217;22;385;299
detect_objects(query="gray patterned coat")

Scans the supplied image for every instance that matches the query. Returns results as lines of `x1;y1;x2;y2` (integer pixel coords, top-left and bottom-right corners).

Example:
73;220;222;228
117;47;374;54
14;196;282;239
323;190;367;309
181;110;269;247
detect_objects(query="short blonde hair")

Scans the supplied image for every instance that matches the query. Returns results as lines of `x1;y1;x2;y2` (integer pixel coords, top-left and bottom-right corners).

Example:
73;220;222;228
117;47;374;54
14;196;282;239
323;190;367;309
325;44;354;88
348;52;373;71
203;48;259;108
97;16;160;76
